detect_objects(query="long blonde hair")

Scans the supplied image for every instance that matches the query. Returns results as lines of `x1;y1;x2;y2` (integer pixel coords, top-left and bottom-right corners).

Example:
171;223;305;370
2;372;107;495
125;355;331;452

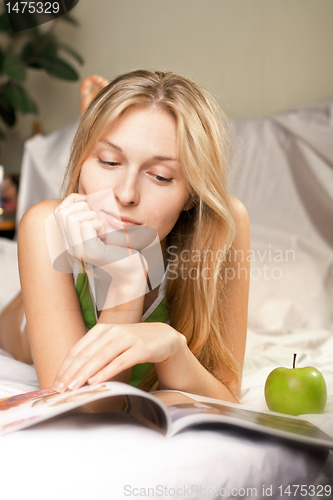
62;70;238;394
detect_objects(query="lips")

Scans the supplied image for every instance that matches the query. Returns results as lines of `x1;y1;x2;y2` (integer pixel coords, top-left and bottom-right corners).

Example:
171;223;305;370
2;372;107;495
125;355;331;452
102;211;141;228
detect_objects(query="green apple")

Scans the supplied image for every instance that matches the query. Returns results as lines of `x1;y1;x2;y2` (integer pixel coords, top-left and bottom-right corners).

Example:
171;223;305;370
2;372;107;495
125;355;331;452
265;354;327;416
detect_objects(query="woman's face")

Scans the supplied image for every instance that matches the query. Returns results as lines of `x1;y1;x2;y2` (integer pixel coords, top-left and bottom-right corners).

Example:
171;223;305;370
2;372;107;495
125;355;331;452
78;106;191;254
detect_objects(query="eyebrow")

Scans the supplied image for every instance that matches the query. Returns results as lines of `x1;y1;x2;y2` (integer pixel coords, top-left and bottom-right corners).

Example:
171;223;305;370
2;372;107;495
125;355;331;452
100;139;178;162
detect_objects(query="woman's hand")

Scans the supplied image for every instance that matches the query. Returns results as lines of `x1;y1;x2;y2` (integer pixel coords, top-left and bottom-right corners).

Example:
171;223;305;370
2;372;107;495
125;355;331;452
52;322;183;392
53;193;101;256
53;194;149;302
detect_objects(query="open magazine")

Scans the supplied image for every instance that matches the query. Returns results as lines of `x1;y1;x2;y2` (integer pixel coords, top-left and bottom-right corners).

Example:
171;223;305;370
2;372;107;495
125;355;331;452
0;381;332;449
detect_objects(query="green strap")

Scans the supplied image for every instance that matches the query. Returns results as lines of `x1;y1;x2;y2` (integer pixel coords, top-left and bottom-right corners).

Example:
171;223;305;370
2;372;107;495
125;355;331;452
144;296;168;324
75;273;168;388
75;273;97;331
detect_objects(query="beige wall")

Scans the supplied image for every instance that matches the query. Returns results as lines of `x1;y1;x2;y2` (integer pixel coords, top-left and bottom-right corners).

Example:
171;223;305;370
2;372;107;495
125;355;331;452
3;0;333;170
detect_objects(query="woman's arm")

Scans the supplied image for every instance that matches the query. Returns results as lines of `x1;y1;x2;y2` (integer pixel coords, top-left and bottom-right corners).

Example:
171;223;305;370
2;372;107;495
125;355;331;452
156;196;250;402
18;200;86;388
18;199;143;389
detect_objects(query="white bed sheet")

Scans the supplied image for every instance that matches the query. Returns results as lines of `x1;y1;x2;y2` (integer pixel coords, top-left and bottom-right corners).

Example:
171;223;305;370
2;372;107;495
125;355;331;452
0;238;332;500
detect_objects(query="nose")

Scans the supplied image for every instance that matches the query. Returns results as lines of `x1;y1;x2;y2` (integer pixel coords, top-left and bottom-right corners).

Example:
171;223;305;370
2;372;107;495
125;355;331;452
113;172;140;206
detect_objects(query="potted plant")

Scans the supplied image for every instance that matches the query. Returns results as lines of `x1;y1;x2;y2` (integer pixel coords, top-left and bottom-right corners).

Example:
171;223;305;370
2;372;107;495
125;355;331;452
0;7;83;139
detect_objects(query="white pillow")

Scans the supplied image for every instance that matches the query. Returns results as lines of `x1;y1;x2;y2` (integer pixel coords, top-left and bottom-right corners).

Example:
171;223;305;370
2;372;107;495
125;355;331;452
248;224;333;333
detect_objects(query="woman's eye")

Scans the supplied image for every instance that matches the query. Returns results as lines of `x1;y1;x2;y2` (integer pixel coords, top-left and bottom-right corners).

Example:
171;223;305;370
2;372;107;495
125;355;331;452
98;158;120;167
152;174;172;183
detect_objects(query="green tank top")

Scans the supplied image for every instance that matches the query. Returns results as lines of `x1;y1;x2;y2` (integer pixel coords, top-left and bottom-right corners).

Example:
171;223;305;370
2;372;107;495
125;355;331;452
75;273;168;388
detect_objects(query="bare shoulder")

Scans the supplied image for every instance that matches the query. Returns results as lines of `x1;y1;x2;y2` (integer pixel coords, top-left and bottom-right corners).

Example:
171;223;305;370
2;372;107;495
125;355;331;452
228;195;250;252
18;199;59;236
228;195;250;226
20;199;59;225
17;199;60;256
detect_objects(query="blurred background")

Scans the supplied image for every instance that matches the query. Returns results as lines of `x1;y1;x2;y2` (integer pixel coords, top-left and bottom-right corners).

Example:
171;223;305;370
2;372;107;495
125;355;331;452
0;0;332;173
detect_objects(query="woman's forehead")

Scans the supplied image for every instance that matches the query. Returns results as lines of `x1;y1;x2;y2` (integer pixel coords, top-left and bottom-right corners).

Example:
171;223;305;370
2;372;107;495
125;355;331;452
96;107;179;154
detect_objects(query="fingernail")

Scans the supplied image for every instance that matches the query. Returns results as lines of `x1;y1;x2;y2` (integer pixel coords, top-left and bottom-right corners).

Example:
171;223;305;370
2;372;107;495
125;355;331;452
53;380;65;392
88;376;97;384
67;379;79;390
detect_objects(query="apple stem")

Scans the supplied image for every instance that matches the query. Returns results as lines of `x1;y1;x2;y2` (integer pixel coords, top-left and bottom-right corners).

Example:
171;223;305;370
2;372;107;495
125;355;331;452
293;353;297;369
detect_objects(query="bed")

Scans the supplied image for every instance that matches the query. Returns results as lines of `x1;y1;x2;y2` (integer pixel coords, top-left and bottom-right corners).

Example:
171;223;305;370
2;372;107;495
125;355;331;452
1;98;332;499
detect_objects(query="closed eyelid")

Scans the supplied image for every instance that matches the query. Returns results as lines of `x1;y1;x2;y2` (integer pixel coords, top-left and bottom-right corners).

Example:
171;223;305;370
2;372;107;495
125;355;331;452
97;158;121;167
151;173;172;183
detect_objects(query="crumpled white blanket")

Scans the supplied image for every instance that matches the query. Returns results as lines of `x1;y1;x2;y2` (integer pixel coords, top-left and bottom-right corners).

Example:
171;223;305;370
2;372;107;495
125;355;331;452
0;237;332;500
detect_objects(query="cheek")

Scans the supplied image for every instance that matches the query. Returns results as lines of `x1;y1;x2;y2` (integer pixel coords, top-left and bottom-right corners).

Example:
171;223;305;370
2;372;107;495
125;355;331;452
78;163;103;195
154;198;186;234
155;186;189;219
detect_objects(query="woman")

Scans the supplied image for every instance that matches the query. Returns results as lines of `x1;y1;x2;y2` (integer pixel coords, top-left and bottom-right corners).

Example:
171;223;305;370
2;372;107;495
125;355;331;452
0;70;250;403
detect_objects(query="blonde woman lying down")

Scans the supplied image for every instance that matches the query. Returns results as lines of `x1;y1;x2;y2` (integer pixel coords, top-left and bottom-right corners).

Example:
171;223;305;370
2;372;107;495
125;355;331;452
0;70;250;403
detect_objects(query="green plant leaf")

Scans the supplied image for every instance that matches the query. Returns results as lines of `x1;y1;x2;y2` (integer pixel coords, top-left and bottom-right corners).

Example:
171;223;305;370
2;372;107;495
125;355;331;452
40;42;58;59
0;11;12;32
4;82;38;114
58;43;84;65
22;30;58;56
40;56;79;80
60;14;79;26
0;91;16;127
0;47;4;72
21;41;34;62
3;55;26;82
21;38;58;67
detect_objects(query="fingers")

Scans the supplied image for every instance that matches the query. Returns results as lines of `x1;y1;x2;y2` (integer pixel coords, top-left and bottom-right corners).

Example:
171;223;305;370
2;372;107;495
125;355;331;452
56;193;87;212
54;327;102;381
53;326;139;392
82;220;104;238
53;327;107;391
55;196;143;272
54;197;90;250
52;323;179;394
54;196;105;264
66;211;101;251
87;349;138;385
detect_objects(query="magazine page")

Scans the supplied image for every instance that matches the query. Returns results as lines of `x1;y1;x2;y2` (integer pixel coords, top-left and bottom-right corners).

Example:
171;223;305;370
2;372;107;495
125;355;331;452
0;382;169;436
153;390;333;448
122;394;171;435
